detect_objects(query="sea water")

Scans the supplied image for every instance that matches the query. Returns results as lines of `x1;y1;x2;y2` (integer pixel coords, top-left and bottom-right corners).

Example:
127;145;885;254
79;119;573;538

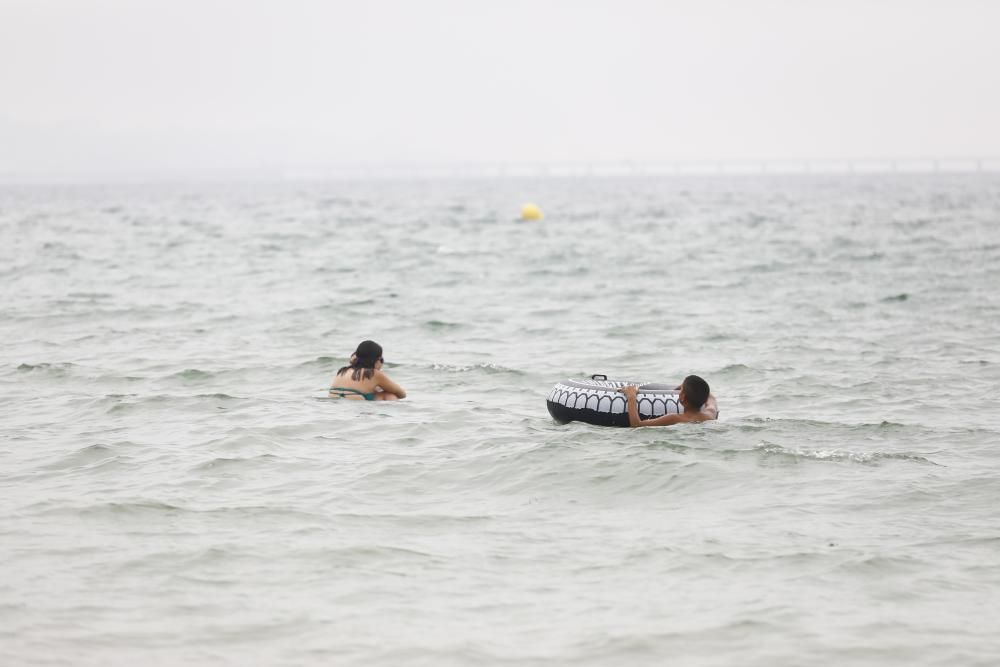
1;175;999;665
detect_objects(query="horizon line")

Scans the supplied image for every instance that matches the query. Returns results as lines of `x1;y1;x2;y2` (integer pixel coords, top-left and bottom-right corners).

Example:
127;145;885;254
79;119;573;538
2;156;998;185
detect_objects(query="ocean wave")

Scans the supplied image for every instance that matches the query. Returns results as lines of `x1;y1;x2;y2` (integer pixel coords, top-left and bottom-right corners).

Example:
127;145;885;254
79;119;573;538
65;291;113;300
315;195;361;208
423;319;463;330
35;500;333;523
851;251;887;261
106;399;150;415
69;500;187;517
428;362;524;375
325;511;496;525
836;553;927;574
15;361;79;375
750;442;937;465
190;454;282;472
171;368;215;381
735;417;916;431
102;392;241;414
746;260;796;273
39;443;122;471
715;363;756;377
313;265;357;274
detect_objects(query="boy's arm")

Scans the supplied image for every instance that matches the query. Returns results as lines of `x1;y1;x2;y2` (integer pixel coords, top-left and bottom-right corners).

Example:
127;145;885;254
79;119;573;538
702;394;718;420
622;386;683;427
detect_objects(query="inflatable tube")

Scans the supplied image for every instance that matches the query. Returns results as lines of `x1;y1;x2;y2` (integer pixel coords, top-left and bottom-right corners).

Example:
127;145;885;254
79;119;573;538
546;375;685;427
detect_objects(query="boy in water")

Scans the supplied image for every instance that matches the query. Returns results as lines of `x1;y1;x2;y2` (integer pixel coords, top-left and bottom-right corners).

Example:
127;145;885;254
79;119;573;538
619;375;717;427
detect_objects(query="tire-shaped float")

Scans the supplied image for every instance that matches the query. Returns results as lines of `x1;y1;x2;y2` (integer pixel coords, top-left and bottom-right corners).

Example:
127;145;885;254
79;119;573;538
546;375;684;427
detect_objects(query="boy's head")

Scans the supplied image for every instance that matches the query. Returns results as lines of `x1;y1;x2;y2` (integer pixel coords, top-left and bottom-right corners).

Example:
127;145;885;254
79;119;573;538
680;375;710;410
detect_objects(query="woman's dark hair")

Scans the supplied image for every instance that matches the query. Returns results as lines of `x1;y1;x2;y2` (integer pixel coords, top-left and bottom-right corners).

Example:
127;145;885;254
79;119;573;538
337;340;383;381
682;375;710;411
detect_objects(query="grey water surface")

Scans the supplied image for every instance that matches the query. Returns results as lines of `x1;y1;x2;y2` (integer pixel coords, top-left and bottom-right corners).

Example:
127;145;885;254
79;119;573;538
2;175;999;666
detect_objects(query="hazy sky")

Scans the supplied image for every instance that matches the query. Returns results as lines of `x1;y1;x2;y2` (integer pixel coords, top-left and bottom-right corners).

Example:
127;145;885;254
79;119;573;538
2;0;998;177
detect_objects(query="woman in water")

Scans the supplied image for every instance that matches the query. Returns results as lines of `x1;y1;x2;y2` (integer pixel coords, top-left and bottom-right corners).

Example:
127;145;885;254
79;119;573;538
329;340;406;401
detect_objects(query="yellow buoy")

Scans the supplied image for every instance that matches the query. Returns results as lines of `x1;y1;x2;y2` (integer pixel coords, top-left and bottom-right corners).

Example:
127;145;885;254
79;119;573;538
520;203;543;221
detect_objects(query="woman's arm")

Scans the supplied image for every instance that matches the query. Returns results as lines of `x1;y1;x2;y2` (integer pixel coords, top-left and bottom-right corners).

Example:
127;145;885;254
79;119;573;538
374;370;407;399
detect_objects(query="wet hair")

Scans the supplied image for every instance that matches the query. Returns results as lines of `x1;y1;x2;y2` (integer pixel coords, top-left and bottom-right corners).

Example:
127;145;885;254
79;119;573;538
337;340;383;381
682;375;710;411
